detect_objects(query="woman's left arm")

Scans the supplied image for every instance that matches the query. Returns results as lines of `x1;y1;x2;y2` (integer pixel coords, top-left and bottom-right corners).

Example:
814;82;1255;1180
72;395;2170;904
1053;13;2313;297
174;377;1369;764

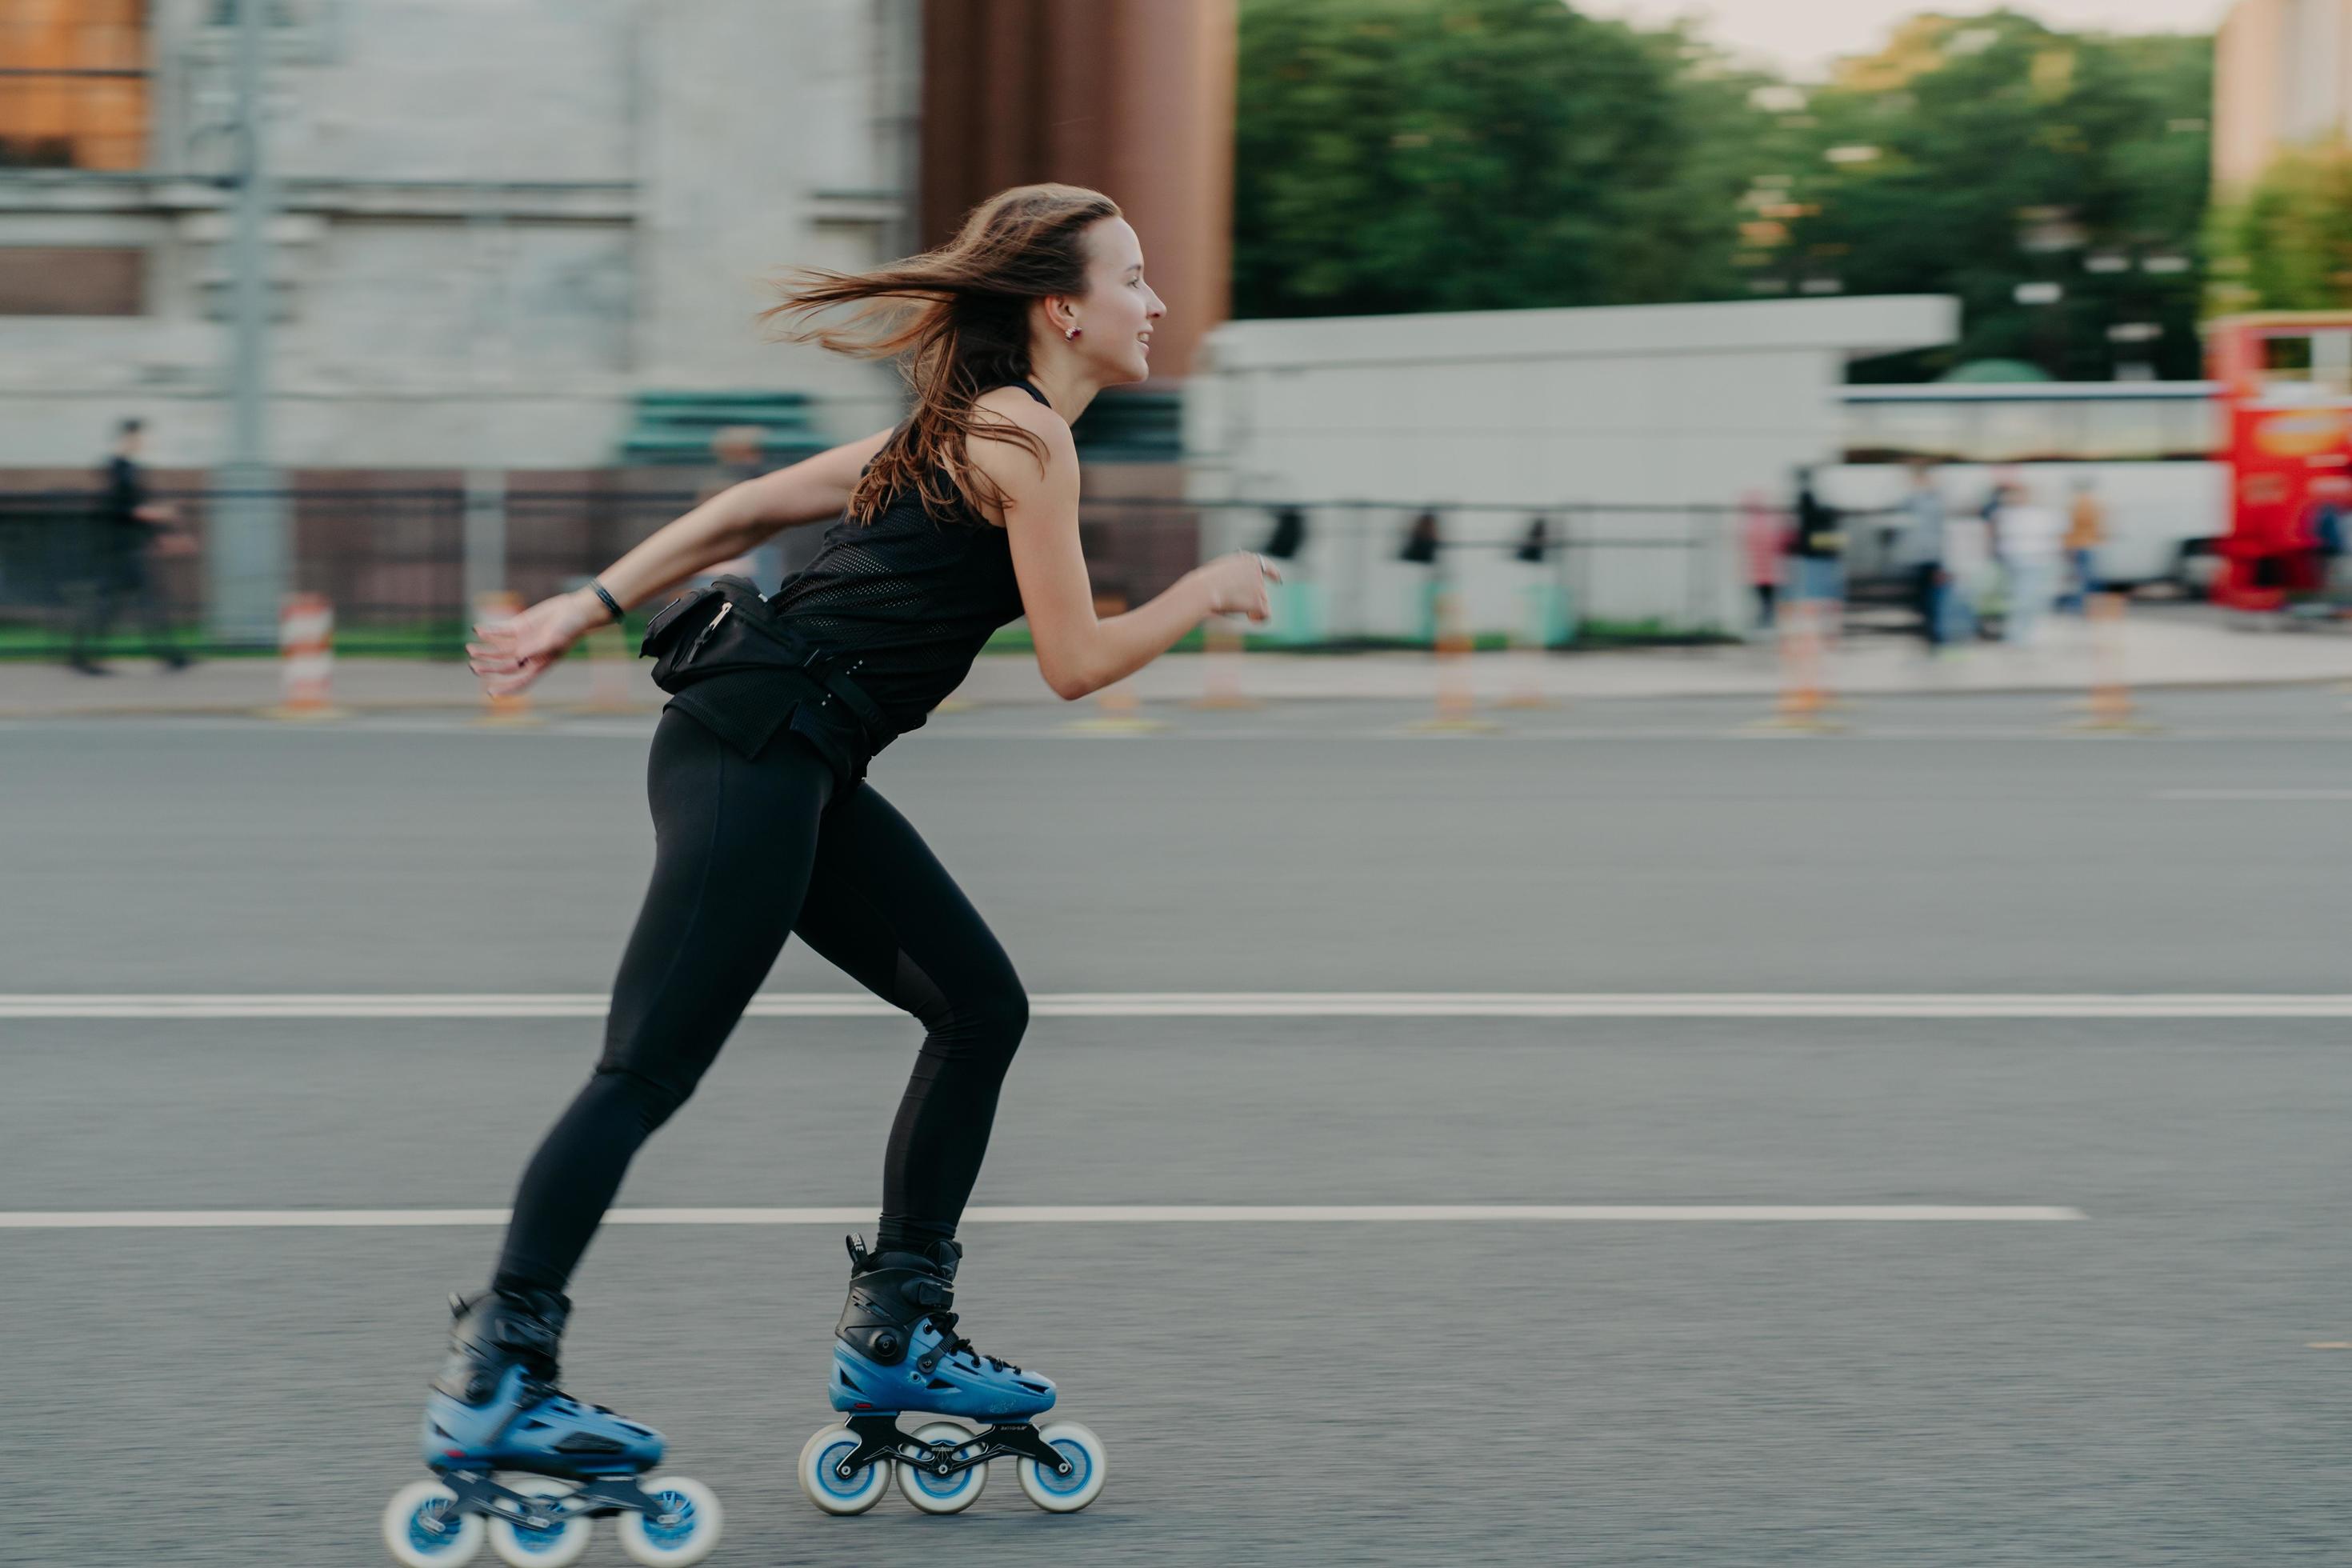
733;428;894;538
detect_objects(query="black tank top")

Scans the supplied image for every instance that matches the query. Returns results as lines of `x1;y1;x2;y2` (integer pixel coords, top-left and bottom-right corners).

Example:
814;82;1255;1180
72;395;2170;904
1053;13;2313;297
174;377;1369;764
666;384;1038;783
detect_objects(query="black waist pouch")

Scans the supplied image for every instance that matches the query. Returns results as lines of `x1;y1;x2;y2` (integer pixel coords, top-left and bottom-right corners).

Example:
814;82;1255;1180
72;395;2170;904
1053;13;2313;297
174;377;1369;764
639;576;894;772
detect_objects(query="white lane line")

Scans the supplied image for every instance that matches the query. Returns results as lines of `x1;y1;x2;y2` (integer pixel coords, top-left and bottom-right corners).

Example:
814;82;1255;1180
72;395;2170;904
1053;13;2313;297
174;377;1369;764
0;1204;2084;1230
5;992;2352;1019
2152;788;2352;801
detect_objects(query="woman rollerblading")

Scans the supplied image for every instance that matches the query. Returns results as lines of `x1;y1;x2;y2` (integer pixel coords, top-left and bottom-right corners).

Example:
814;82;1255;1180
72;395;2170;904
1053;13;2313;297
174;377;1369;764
386;183;1271;1553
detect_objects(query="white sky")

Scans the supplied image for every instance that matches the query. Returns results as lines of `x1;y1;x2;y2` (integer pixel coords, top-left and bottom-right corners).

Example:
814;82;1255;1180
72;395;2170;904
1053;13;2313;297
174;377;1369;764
1589;0;2235;79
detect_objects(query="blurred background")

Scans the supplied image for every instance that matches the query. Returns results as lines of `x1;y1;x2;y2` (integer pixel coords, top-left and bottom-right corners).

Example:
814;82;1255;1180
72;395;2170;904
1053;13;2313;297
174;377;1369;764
7;0;2352;670
8;4;2352;1566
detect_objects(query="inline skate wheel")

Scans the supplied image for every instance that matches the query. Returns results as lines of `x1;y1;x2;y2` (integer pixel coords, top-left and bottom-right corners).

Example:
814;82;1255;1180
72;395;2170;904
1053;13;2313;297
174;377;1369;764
895;1421;988;1514
615;1475;722;1566
486;1478;592;1568
383;1479;486;1566
1016;1420;1107;1514
798;1425;889;1515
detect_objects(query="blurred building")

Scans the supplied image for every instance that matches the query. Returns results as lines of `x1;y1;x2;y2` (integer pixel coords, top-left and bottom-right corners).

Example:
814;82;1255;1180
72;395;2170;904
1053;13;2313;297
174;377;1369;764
0;0;1231;478
2214;0;2352;190
918;0;1233;396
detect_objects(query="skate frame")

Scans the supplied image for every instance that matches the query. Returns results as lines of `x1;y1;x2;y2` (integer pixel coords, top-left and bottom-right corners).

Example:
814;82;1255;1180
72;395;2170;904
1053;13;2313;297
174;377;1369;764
831;1410;1078;1482
436;1468;683;1530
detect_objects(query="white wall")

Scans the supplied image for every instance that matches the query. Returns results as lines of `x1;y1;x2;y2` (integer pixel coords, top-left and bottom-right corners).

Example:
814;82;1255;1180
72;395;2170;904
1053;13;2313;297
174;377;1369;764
1186;296;1957;635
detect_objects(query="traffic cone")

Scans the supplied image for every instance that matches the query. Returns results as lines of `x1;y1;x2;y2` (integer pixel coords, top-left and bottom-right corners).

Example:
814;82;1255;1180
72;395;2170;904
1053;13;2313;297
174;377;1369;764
1407;584;1500;733
1498;578;1556;710
2069;591;2155;733
1064;593;1166;734
473;590;543;726
265;592;346;721
582;618;641;714
1190;614;1259;710
1754;598;1842;733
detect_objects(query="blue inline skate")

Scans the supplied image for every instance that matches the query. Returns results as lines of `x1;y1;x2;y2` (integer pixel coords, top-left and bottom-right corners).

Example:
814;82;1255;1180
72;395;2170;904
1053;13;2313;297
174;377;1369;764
796;1236;1107;1515
382;1286;722;1567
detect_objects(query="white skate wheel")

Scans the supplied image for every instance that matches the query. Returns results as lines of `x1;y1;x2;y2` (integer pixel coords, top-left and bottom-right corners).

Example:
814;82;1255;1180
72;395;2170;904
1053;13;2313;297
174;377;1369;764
615;1475;722;1566
1016;1420;1107;1513
798;1424;889;1515
383;1479;486;1566
487;1478;591;1567
895;1420;988;1514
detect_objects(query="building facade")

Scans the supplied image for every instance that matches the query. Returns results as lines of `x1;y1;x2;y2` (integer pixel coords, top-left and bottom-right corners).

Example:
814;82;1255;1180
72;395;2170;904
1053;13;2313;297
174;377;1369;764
2214;0;2352;191
0;0;1237;477
918;0;1234;386
0;0;923;473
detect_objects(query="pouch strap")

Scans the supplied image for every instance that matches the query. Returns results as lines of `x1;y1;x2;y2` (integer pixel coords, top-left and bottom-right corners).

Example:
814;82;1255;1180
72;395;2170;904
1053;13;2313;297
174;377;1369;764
813;660;891;740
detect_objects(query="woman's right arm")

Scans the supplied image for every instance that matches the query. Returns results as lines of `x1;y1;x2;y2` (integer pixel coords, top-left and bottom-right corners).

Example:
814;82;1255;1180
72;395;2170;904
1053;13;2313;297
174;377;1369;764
467;429;892;697
976;404;1273;702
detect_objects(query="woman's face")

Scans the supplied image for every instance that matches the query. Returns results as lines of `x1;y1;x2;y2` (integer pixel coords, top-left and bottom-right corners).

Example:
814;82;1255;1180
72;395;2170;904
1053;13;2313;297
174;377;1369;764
1072;217;1165;383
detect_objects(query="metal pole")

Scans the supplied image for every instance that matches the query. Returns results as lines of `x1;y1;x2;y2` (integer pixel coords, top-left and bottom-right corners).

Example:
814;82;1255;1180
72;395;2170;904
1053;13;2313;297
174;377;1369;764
462;470;506;627
207;0;288;647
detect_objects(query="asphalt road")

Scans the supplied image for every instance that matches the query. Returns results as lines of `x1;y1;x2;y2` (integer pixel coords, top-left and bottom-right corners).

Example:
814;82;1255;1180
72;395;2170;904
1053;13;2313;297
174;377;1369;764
4;690;2350;1564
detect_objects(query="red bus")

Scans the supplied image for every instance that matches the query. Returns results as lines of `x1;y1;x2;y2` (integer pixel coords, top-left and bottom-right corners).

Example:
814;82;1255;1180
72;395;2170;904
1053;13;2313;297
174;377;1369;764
2207;312;2352;609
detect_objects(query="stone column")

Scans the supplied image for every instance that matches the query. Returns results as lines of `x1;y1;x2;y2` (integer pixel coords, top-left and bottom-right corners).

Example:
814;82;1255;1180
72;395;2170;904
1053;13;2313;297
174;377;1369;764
918;0;1234;380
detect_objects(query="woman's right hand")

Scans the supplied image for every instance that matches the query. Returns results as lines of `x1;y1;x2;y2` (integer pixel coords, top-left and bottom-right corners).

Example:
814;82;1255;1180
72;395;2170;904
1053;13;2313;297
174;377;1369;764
466;590;606;698
1196;551;1281;622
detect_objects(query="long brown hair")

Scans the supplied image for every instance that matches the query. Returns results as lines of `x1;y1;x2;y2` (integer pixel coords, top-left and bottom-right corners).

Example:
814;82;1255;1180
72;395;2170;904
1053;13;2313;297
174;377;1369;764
763;183;1120;522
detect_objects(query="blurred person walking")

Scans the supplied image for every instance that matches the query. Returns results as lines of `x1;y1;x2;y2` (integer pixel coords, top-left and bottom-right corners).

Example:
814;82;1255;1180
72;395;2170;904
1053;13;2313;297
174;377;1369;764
1789;467;1845;635
2060;478;2105;614
2322;502;2350;607
67;418;192;674
395;186;1271;1552
1739;489;1785;634
1938;501;1989;648
2301;482;2348;609
1898;462;1947;648
698;426;833;594
1994;480;2064;647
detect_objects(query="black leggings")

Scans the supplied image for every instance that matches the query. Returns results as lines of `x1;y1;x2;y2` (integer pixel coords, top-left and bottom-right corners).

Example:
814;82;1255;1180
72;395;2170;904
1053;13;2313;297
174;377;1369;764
493;708;1029;1296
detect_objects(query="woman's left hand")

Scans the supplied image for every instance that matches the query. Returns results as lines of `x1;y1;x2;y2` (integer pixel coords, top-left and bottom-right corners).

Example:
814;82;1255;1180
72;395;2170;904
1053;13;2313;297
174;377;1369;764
466;590;604;697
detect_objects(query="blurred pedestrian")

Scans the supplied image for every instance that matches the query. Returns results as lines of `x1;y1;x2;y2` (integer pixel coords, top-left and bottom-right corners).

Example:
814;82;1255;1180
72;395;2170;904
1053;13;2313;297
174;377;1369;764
429;186;1261;1523
1938;502;1988;648
1399;508;1443;641
1514;513;1550;566
1260;505;1307;562
1399;508;1441;564
1740;490;1786;634
2060;478;2105;614
1790;467;1845;633
2322;502;2350;606
67;418;191;674
2298;481;2349;608
1897;462;1947;647
696;426;810;592
1994;480;2064;647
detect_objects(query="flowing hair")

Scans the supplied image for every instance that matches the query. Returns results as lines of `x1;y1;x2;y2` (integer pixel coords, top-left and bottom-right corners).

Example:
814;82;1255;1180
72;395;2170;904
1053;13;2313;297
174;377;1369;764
762;183;1120;523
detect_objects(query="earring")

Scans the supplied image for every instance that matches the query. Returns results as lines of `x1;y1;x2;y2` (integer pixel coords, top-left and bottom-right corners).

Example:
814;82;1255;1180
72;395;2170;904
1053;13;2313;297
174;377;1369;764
1065;325;1082;342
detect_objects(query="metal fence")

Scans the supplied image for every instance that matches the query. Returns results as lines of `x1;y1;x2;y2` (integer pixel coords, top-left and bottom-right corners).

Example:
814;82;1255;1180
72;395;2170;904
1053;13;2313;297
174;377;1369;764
0;484;1748;658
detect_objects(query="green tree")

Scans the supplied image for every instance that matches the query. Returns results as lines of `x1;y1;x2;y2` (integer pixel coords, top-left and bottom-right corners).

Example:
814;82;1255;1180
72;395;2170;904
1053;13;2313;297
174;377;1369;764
1232;0;1756;318
1234;2;2215;382
2207;142;2352;311
1734;14;2211;379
